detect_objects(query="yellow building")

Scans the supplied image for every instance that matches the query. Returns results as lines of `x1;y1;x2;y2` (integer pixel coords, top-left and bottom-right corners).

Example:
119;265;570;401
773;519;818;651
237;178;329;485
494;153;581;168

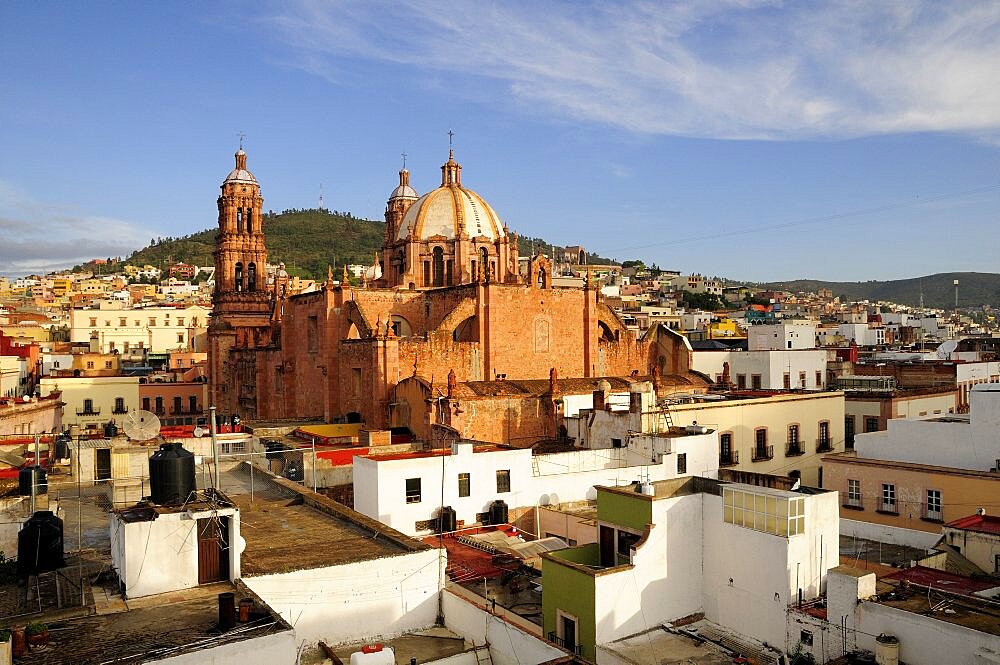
668;391;846;487
39;376;140;431
706;317;742;339
50;277;73;297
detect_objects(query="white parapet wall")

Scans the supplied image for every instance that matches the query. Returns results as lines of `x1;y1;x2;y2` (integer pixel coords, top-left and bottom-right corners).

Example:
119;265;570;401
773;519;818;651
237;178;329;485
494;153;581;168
840;518;940;551
243;547;442;645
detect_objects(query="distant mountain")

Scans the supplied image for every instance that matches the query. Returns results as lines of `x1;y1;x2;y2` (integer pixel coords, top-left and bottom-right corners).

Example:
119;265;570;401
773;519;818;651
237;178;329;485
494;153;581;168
761;272;1000;309
122;208;617;279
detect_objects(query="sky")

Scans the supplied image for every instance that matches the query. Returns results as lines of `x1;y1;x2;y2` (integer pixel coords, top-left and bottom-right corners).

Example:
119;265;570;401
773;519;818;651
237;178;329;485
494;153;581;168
1;1;999;281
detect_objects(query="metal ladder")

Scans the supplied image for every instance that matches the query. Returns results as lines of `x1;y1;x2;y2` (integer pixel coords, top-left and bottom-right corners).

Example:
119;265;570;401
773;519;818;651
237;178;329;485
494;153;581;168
473;642;493;665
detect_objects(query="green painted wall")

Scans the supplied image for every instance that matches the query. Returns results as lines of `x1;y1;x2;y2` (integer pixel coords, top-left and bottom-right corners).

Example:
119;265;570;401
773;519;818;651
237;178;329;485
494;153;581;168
597;489;652;532
542;552;597;661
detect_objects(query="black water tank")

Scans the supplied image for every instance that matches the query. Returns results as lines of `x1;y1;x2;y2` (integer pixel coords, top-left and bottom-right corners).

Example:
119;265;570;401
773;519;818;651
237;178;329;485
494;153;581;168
55;434;71;460
104;422;118;438
17;510;65;578
489;500;509;525
439;506;457;534
284;459;304;482
148;442;195;505
18;467;47;496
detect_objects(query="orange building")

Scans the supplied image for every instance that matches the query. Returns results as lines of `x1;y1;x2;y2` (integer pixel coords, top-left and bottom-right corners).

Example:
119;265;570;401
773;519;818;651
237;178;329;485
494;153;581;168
209;147;708;433
139;380;207;427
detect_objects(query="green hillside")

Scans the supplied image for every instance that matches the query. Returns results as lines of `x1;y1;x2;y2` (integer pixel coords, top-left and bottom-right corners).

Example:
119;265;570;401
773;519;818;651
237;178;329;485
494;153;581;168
124;209;618;279
762;272;1000;309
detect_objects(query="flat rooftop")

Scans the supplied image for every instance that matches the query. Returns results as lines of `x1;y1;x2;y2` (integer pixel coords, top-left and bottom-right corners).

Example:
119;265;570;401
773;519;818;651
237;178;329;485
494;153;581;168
874;576;1000;636
232;475;431;576
330;627;468;665
601;620;777;665
14;582;291;665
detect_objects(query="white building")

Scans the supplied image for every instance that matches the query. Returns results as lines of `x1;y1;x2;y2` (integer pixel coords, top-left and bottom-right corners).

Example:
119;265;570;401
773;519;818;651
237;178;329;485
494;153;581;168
692;348;828;390
69;303;210;354
541;475;840;661
39;375;140;430
748;322;817;351
837;322;886;347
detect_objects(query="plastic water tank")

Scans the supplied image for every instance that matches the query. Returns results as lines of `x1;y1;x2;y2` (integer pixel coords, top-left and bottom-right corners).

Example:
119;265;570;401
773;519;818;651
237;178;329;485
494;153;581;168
17;510;65;578
875;634;899;665
104;422;119;438
439;506;457;533
18;466;47;496
489;500;509;525
350;645;395;665
148;442;196;505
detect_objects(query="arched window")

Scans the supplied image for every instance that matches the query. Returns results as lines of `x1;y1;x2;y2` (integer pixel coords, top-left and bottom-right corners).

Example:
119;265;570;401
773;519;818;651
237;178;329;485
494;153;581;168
235;262;244;292
432;247;445;287
479;247;489;278
246;208;253;234
236;208;243;233
537;267;547;289
247;262;257;291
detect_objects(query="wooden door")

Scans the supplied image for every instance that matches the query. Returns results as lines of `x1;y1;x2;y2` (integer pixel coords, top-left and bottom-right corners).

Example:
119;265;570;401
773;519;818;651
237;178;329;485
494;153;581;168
197;517;230;584
95;449;112;481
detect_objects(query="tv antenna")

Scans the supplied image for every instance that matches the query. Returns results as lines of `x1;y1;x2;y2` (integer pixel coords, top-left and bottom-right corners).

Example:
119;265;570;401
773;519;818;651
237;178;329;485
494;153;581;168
122;409;162;442
319;183;326;211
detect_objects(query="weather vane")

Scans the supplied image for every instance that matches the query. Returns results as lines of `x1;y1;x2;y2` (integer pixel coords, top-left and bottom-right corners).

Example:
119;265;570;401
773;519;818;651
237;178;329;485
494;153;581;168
401;152;407;169
448;129;454;150
237;131;246;150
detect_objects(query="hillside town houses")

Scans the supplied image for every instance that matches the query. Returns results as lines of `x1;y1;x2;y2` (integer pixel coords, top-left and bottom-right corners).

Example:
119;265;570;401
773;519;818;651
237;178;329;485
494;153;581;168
0;145;998;665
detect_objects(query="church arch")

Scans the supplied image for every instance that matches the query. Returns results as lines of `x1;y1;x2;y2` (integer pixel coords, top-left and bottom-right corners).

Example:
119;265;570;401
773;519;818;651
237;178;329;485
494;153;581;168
247;262;257;291
342;300;373;339
598;320;616;343
453;316;479;342
390;315;412;337
235;262;244;292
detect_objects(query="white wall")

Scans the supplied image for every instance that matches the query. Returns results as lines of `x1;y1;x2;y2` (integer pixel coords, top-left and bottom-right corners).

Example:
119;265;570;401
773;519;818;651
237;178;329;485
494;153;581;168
442;590;564;665
155;630;296;665
354;433;720;536
243;548;441;645
839;518;941;550
692;350;827;390
110;506;240;598
749;323;816;351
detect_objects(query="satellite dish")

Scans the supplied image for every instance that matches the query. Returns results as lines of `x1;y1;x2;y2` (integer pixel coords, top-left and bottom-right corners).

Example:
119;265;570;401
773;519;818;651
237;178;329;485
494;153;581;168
193;426;206;438
122;410;161;442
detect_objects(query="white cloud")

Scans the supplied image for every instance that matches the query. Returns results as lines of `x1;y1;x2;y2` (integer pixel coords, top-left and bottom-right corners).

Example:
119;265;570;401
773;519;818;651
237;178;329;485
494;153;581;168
262;0;1000;140
0;180;158;276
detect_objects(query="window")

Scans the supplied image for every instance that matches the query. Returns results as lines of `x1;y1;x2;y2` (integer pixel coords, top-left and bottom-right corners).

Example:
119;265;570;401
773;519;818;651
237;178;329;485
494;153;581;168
736;374;746;389
496;469;511;493
189;395;198;413
432;247;445;287
82;398;94;414
154;397;164;414
719;433;735;465
611;438;623;448
787;424;800;454
783;373;791;389
119;317;127;326
405;478;421;504
142;397;150;411
815;371;822;387
753;428;771;460
177;333;184;343
247;262;257;291
89;317;97;327
173;396;182;414
105;360;113;369
723;487;805;536
925;489;942;520
177;318;184;326
846;479;862;508
845;416;855;450
800;630;813;646
86;361;94;369
148;318;157;326
880;483;897;513
818;421;831;450
676;453;687;474
617;530;641;560
114;397;125;413
457;472;471;497
864;416;879;433
751;374;762;389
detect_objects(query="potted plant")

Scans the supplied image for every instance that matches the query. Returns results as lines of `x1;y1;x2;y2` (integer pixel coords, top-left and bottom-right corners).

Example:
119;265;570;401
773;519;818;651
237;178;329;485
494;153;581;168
0;629;11;665
24;622;48;649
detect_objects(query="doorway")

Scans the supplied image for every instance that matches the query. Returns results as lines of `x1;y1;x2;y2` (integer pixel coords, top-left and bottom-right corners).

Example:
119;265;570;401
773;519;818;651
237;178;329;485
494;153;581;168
95;449;111;482
197;517;230;584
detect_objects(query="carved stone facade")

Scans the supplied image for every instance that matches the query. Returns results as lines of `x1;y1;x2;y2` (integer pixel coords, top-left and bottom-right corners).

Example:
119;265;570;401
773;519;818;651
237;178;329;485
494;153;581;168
208;147;709;438
208;149;275;418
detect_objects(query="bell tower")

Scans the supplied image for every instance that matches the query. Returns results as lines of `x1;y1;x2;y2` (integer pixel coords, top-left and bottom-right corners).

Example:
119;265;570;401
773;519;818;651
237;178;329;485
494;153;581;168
208;146;273;417
382;154;419;286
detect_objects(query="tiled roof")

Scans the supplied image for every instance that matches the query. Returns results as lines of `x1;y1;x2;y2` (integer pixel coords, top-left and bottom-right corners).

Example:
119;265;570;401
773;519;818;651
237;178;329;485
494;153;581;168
946;514;1000;535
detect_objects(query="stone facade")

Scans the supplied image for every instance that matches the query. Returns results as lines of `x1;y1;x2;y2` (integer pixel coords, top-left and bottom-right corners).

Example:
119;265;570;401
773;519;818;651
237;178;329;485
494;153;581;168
209;148;708;433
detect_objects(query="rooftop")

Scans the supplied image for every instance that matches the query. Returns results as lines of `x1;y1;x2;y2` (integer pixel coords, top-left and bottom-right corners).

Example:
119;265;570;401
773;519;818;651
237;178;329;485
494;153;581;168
601;619;780;665
234;476;430;576
13;581;291;665
873;575;1000;637
946;513;1000;535
328;628;469;665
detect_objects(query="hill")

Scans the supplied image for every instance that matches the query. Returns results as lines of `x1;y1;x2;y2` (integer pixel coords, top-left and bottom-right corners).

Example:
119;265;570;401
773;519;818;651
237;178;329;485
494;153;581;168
122;209;618;279
761;272;1000;309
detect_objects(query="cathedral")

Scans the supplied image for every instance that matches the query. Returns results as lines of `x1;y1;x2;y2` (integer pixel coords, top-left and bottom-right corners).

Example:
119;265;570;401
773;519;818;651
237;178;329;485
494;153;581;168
208;146;707;443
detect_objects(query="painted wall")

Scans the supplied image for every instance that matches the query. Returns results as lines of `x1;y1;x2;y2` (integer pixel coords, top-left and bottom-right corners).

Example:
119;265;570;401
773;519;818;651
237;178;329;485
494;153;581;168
39;376;140;430
155;630;296;665
110;506;240;598
941;525;1000;574
243;548;441;645
692;349;827;389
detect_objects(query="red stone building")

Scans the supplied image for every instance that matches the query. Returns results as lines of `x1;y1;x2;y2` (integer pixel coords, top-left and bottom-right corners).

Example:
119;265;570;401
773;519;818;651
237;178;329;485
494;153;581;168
209;147;708;435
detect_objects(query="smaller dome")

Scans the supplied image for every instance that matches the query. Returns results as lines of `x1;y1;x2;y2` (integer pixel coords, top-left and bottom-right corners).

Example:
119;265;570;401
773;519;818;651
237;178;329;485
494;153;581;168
224;149;257;185
390;184;419;200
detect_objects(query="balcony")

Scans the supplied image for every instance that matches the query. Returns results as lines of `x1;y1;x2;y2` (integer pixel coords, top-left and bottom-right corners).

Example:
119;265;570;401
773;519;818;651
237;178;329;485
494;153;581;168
785;440;805;456
170;407;204;415
877;501;899;515
922;504;943;523
719;450;739;467
843;496;863;511
751;445;774;462
547;633;583;657
816;438;834;453
76;407;101;416
112;407;129;414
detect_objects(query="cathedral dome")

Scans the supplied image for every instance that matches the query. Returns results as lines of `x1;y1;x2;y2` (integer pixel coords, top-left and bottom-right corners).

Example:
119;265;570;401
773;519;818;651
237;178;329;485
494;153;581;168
224;149;258;185
395;151;505;242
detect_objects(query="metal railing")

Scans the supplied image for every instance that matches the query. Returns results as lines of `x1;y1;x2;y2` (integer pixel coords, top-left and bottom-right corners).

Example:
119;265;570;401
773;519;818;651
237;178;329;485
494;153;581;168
786;440;804;456
547;632;583;656
843;495;863;509
922;503;943;521
816;438;833;453
75;407;101;416
751;445;774;462
719;450;739;467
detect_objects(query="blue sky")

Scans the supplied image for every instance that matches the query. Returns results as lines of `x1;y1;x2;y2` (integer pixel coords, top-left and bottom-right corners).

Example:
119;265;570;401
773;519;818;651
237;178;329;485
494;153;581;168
1;1;998;280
